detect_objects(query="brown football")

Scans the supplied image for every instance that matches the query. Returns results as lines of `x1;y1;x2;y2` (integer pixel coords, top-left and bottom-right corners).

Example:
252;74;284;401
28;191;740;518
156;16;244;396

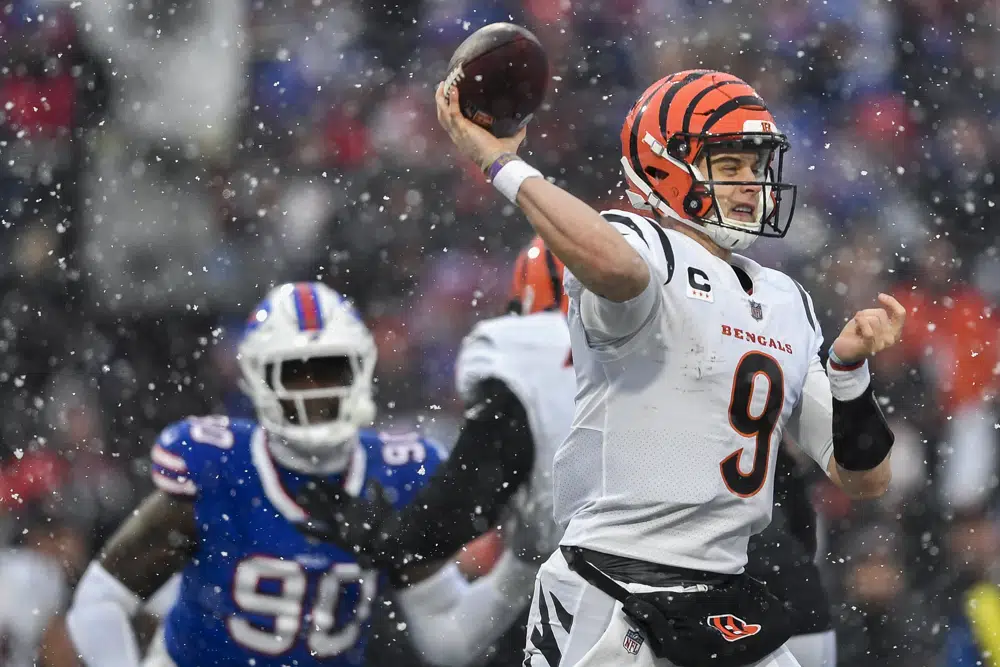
445;23;549;138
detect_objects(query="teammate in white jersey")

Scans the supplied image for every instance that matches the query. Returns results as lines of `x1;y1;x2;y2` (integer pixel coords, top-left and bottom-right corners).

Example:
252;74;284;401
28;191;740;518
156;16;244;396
434;69;904;667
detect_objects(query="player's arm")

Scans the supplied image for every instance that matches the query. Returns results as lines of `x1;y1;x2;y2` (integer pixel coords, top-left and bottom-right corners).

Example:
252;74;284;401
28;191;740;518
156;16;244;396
38;614;81;667
391;545;537;667
434;83;648;303
784;357;892;500
297;378;534;570
382;378;541;666
787;294;905;499
377;378;534;572
66;490;196;667
515;178;649;301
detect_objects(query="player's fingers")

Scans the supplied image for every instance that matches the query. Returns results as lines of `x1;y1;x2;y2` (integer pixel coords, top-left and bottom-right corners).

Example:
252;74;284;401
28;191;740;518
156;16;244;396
511;125;527;147
446;82;462;116
434;82;449;122
878;293;906;333
857;314;877;346
872;308;893;345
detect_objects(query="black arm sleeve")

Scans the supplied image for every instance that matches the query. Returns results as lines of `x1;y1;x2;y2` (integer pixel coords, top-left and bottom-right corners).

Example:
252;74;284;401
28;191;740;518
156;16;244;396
376;378;535;568
831;384;894;471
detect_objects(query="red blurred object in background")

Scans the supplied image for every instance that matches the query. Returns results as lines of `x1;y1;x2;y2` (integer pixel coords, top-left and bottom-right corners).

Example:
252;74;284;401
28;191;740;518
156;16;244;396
0;73;76;136
0;450;67;511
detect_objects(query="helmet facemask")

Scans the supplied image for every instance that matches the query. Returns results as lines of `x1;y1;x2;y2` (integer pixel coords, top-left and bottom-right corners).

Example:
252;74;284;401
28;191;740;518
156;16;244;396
671;132;797;250
239;348;377;471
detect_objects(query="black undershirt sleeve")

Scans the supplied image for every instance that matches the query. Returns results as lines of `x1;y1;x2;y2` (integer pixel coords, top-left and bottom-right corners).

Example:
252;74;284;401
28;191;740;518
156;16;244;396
831;384;895;471
375;378;535;569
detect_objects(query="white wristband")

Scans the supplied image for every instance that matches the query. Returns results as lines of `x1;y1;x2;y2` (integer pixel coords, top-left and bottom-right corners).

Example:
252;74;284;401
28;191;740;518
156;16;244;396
491;159;543;203
826;358;871;401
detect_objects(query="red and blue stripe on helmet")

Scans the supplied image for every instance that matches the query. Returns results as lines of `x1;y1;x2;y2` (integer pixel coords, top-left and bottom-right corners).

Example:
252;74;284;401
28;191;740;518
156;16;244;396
292;283;325;331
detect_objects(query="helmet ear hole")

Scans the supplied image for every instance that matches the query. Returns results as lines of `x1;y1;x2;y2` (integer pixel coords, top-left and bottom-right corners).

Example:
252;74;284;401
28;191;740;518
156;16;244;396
644;166;668;181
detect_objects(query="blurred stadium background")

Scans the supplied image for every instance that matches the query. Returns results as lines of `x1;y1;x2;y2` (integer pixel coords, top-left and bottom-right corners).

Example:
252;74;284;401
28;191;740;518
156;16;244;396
0;0;999;665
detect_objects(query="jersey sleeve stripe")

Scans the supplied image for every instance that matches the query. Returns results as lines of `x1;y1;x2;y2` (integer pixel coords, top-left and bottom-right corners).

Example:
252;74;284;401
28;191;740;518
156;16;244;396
151;444;188;473
646;222;676;284
543;249;564;311
792;280;817;332
601;213;650;248
152;469;197;496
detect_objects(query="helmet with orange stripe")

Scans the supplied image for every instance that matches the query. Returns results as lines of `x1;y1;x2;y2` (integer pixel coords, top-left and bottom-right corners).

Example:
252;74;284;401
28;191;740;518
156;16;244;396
508;236;567;315
237;282;377;472
619;70;797;251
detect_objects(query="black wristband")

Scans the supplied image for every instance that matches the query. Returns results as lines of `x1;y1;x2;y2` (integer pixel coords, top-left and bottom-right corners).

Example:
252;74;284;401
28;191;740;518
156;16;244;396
831;384;894;471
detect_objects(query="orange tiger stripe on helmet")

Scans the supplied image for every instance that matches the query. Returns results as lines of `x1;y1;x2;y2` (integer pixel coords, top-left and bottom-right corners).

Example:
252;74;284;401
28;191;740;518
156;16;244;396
509;236;567;315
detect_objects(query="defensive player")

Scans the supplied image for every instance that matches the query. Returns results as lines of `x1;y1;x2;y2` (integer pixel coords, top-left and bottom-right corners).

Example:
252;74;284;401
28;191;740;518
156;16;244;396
65;282;537;667
435;70;903;667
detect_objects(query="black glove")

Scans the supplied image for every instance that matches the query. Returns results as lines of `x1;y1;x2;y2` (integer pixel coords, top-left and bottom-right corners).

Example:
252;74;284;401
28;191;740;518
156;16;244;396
294;478;393;570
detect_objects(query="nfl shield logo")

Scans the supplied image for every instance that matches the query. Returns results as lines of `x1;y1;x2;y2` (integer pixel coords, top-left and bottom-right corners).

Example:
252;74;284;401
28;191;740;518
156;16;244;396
623;628;644;655
748;299;763;321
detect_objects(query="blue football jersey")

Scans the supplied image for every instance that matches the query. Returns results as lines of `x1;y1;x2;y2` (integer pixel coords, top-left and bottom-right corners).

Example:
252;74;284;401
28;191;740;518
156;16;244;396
150;416;443;667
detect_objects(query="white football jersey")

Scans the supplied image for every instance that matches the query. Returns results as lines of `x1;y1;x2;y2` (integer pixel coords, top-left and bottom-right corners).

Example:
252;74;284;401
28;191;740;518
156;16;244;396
456;311;576;556
555;209;827;575
0;549;68;667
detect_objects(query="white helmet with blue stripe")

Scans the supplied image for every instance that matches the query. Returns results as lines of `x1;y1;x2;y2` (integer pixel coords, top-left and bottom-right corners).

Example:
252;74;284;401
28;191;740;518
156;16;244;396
237;282;377;473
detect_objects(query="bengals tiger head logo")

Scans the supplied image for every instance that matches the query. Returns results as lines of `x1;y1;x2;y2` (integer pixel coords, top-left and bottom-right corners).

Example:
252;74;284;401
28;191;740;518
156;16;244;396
706;614;761;642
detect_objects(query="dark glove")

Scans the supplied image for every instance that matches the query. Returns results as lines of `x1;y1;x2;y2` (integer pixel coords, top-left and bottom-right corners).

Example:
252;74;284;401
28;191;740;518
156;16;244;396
294;478;393;570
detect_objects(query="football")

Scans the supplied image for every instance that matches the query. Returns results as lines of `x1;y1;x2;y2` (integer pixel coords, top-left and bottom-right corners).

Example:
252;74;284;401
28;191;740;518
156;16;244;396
444;22;549;138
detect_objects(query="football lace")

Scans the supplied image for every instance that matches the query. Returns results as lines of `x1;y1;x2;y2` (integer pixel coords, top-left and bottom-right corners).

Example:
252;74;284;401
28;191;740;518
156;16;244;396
443;65;466;100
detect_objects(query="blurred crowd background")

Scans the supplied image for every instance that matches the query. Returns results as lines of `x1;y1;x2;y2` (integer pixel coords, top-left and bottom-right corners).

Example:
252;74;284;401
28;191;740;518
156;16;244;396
1;0;999;665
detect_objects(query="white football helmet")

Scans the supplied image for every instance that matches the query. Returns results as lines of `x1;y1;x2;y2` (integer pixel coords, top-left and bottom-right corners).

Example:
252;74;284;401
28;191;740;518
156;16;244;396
237;282;377;472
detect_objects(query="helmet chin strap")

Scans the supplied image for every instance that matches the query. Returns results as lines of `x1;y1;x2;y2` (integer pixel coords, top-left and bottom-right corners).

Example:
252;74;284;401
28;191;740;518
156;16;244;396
266;430;355;475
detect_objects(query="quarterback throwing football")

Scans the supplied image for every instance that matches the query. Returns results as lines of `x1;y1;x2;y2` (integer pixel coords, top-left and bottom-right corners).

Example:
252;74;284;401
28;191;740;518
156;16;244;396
435;70;903;667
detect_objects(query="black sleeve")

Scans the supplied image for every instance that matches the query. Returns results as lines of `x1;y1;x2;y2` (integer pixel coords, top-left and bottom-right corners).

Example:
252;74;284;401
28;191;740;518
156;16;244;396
831;384;895;471
376;378;535;568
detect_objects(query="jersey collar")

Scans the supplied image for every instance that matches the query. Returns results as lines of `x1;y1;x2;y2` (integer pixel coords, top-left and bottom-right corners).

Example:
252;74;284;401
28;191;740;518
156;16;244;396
250;427;367;524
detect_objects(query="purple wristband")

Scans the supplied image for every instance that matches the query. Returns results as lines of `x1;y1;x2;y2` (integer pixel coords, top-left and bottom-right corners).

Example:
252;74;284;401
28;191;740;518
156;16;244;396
486;153;521;180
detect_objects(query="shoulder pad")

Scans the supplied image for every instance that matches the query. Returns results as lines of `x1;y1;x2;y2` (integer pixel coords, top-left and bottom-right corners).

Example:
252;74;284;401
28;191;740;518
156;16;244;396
359;430;444;509
151;416;253;498
600;209;675;285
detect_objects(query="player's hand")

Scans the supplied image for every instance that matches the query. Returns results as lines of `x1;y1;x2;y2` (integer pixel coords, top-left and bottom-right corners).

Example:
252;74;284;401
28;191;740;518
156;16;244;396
434;81;527;172
295;479;393;570
831;293;906;365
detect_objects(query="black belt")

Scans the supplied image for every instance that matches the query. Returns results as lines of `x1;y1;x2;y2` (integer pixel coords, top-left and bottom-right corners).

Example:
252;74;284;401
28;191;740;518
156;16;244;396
561;546;730;594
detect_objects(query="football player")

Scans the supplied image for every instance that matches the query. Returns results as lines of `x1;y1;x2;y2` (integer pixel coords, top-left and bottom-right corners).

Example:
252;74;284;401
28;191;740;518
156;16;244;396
301;242;838;667
66;282;537;667
434;70;903;667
